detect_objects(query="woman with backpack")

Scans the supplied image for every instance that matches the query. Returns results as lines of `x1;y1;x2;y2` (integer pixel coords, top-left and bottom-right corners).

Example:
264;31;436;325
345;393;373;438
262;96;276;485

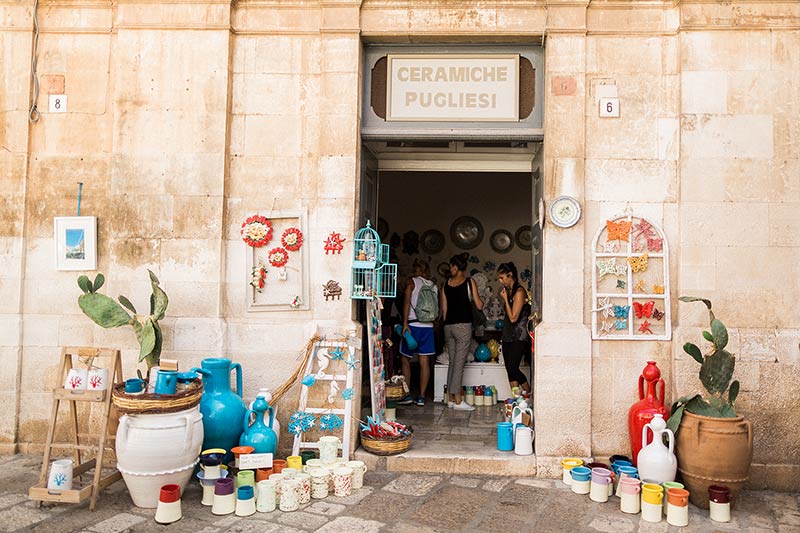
398;258;438;406
440;252;483;411
497;262;531;394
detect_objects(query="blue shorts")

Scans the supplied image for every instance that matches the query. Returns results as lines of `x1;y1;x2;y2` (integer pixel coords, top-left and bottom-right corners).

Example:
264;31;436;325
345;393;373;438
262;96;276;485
400;324;436;357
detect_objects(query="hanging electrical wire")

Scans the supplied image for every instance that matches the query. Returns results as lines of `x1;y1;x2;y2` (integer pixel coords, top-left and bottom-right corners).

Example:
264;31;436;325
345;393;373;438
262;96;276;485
28;0;41;123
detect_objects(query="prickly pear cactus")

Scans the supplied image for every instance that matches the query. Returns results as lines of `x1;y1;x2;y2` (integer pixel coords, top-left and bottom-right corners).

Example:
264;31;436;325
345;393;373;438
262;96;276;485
77;270;168;370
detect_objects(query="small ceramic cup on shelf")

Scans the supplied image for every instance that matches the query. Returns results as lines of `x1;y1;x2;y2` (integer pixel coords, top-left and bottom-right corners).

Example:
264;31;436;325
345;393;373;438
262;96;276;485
295;472;312;504
560;458;583;485
661;481;684;515
154;484;182;525
286;455;303;470
619;477;641;514
310;469;330;499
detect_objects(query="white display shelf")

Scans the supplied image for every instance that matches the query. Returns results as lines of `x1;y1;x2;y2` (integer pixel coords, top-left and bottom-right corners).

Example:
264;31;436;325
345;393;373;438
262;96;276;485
433;362;530;403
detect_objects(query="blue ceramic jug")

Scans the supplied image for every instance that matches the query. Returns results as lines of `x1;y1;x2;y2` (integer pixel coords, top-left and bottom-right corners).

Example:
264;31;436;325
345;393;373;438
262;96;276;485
192;358;246;457
497;422;514;451
474;343;491;362
239;396;277;454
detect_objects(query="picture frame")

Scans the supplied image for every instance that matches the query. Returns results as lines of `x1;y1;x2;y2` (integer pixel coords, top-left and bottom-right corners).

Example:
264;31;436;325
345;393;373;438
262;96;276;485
54;216;97;271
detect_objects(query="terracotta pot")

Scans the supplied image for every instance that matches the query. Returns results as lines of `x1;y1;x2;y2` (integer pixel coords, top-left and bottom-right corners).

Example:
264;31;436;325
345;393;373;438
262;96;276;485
675;411;753;509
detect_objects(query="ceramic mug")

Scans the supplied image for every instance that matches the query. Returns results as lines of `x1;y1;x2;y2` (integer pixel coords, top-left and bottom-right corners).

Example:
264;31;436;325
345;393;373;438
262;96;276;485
281;467;298;480
87;367;109;391
212;478;235;516
642;483;664;505
346;460;368;489
310;470;330;499
300;450;317;464
303;459;324;472
666;488;690;527
255;467;273;482
296;472;312;504
332;466;353;497
256;479;276;513
319;436;340;464
619;478;641;514
272;459;286;473
662;481;684;515
589;468;612;503
154;370;178;395
279;479;300;512
64;368;88;390
286;455;303;470
269;473;283;506
709;485;731;523
641;501;662;523
236;470;255;490
47;459;73;490
560;458;583;485
124;378;146;395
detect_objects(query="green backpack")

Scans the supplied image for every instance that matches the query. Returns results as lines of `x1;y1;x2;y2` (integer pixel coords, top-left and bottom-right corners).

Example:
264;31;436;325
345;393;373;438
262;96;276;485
413;281;439;322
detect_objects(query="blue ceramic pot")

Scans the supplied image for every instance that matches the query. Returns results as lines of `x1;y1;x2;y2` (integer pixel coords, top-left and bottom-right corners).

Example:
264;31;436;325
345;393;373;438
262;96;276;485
474;343;491;362
192;358;246;459
239;396;277;454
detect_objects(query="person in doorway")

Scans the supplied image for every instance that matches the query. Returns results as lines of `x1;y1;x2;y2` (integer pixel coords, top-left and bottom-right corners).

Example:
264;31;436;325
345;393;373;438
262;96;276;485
497;262;531;394
441;253;483;411
398;258;438;406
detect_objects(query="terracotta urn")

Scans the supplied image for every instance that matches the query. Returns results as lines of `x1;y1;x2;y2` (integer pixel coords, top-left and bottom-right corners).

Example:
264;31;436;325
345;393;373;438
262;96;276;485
675;411;753;509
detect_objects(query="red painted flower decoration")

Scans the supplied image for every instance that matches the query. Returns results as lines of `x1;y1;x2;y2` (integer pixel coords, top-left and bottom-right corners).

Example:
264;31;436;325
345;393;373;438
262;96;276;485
282;228;304;252
241;215;273;247
268;247;289;267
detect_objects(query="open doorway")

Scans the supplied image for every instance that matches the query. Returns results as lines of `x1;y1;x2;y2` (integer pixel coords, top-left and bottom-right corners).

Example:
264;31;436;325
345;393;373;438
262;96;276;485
362;141;543;460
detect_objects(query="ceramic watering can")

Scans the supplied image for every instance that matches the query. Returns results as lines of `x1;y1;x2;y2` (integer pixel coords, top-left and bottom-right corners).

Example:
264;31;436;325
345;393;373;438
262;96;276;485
239;396;277;454
511;399;533;427
513;423;534;456
636;414;677;483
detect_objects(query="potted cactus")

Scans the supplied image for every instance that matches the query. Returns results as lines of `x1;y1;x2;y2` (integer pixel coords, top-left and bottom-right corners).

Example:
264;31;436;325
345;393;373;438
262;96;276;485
77;270;168;371
667;296;752;509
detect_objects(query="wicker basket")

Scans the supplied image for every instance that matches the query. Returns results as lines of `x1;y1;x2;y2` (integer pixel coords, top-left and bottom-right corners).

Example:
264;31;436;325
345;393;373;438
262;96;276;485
111;379;203;415
384;383;406;401
360;430;413;456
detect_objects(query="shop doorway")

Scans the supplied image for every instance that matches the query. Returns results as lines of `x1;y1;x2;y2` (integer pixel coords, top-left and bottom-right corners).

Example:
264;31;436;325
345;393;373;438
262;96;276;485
358;141;543;468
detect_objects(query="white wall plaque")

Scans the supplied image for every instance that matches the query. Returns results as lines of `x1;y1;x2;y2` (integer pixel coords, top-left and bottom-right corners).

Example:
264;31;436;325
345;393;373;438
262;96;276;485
237;453;273;469
599;97;620;118
386;54;520;122
49;94;67;113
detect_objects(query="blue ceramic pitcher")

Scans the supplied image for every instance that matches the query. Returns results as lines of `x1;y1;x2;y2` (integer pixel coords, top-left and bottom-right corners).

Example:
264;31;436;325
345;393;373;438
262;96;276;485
192;358;246;458
239;396;277;454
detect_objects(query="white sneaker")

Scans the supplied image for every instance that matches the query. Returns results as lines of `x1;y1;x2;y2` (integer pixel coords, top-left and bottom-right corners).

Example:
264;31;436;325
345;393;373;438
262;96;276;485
447;402;454;408
452;402;475;411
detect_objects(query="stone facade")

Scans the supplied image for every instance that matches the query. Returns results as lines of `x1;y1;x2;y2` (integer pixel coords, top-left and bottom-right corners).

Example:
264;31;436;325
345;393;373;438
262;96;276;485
1;0;797;490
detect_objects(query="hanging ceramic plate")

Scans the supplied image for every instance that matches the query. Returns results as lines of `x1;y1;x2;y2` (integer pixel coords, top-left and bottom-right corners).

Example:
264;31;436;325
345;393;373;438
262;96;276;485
420;229;445;254
515;225;533;251
450;216;484;250
377;218;389;241
548;196;581;228
490;229;514;254
437;262;450;278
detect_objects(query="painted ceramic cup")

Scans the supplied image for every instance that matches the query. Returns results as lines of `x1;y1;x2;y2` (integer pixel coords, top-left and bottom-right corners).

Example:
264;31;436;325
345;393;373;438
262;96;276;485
281;467;298;480
300;450;317;464
230;446;254;469
64;368;88;390
589;467;612;503
619;478;641;514
666;488;690;527
642;483;664;505
124;378;146;395
346;460;368;489
662;481;683;515
255;467;273;482
269;473;283;506
319;436;340;464
256;479;276;513
279;479;300;512
303;459;324;472
286;455;303;470
332;466;353;497
296;472;312;504
709;485;731;523
47;459;73;491
310;470;330;499
236;469;255;490
87;367;109;391
272;459;286;473
560;458;583;485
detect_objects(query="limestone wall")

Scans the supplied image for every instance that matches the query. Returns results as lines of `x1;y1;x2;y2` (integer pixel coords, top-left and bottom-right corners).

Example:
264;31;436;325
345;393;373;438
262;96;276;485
0;0;797;489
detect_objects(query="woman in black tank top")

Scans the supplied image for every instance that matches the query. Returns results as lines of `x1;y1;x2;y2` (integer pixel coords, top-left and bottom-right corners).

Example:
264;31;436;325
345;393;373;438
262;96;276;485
441;253;484;410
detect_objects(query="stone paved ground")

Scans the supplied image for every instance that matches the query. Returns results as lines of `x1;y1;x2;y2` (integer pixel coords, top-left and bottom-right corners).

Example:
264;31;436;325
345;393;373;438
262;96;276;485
4;455;798;532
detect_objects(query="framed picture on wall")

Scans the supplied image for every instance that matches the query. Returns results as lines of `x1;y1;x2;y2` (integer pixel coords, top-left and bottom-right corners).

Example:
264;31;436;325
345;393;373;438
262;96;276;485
54;216;97;271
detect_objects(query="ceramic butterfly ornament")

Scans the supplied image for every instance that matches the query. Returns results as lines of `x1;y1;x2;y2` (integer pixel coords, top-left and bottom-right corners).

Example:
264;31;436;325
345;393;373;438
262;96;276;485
646;237;663;252
652;308;665;321
628;253;648;273
633;219;655;241
606;220;632;242
653;284;665;294
633;300;655;319
615;319;628;330
613;304;631;319
597;258;627;279
616;279;626;290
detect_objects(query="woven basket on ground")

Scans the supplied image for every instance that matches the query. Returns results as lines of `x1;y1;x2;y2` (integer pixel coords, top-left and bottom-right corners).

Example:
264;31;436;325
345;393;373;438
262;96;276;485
111;379;203;415
360;429;413;456
384;383;405;401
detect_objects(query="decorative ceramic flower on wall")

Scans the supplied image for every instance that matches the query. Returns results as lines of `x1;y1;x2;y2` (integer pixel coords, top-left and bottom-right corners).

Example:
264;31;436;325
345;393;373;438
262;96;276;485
281;228;303;252
241;215;273;247
268;247;289;267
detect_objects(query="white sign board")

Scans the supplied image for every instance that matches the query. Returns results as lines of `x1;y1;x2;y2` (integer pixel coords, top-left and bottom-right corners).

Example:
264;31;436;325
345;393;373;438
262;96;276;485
387;54;519;122
237;453;273;470
599;97;620;118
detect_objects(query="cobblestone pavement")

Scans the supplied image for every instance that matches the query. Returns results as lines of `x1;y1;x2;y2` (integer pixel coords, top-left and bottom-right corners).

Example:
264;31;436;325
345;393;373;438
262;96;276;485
4;455;798;532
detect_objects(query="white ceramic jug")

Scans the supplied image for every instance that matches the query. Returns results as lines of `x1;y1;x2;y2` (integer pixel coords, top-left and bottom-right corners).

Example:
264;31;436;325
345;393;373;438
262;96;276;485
511;400;533;428
637;414;677;483
513;424;534;455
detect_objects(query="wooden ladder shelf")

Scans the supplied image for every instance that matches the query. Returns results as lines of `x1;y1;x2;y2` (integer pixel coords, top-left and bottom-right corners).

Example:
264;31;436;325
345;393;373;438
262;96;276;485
29;347;124;510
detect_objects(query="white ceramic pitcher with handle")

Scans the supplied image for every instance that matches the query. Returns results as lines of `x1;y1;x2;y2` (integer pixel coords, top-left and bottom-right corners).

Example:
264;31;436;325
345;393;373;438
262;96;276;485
637;413;677;483
513;423;534;455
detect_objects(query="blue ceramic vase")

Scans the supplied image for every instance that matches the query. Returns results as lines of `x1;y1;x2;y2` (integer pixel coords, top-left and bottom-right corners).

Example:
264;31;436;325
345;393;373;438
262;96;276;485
474;343;491;362
239;396;277;454
192;358;246;457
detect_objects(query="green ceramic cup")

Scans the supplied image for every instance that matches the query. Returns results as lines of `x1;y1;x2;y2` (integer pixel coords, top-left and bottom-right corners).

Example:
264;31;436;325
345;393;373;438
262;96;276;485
662;481;684;515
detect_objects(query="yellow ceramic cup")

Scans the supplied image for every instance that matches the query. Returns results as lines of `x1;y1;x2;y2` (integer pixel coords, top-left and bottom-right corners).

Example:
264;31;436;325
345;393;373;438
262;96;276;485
560;458;583;484
287;455;303;471
642;483;664;504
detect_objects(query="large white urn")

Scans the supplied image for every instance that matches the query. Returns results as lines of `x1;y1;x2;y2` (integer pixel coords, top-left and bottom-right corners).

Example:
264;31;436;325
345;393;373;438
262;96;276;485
116;406;204;507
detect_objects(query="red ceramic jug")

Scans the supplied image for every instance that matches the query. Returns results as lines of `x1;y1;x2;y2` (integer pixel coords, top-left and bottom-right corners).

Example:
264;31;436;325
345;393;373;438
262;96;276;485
628;361;669;466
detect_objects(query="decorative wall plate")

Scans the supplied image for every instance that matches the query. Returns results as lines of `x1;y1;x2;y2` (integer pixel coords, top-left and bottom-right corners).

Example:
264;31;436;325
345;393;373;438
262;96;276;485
548;196;581;228
437;262;450;278
420;229;445;254
489;229;514;254
450;216;484;250
515;225;533;250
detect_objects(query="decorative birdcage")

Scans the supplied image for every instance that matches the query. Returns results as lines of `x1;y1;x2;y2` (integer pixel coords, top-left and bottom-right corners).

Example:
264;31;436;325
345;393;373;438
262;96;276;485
351;221;397;299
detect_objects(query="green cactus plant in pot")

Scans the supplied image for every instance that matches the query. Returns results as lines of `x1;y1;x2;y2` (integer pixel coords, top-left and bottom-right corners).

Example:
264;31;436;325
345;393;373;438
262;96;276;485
667;296;752;509
76;270;168;372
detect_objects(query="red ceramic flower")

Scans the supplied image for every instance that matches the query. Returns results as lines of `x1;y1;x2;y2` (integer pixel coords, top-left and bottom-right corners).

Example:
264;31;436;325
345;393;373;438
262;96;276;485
268;247;289;267
281;227;304;252
241;215;273;247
